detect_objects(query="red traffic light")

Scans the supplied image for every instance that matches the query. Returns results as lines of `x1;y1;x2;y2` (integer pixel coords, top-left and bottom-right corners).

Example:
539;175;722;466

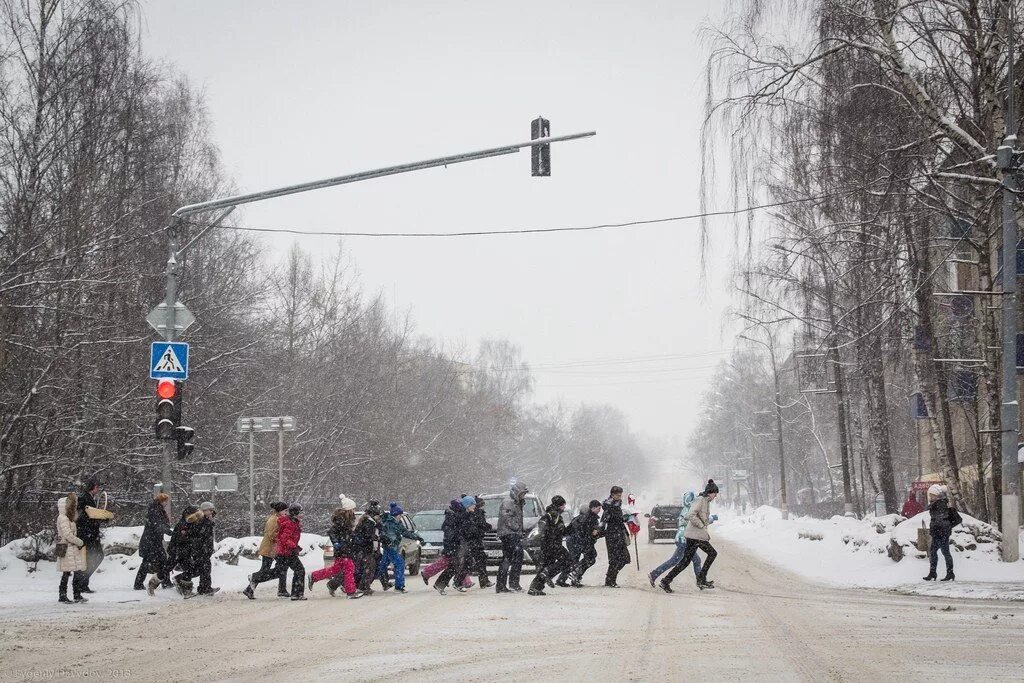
157;379;176;400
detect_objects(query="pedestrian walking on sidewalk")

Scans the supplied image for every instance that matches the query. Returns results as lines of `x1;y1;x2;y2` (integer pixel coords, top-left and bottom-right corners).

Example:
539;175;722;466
923;484;959;582
56;494;88;604
136;492;173;594
659;480;719;592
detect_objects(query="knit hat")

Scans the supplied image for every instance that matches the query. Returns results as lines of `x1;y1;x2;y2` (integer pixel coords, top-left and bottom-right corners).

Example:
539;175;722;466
365;500;383;516
927;484;947;500
703;479;719;495
460;495;476;509
338;495;357;511
389;502;404;516
199;501;216;511
288;503;303;515
270;501;288;512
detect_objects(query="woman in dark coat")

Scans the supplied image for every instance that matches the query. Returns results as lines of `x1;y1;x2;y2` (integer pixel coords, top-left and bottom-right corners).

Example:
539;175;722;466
135;493;173;593
923;484;957;582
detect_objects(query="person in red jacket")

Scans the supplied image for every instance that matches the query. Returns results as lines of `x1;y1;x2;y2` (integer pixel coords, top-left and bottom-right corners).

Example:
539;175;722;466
250;503;306;600
901;491;924;519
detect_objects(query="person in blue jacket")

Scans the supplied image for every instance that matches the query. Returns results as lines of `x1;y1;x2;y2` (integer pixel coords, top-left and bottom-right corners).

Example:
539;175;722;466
647;490;717;587
376;502;424;593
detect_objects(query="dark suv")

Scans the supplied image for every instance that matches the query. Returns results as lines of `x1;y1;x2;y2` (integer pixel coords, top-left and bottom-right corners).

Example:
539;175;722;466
646;505;682;543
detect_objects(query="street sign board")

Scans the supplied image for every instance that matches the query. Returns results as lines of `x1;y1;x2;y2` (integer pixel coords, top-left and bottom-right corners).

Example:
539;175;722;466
150;342;189;380
236;416;297;433
192;473;239;493
147;301;195;338
732;470;748;480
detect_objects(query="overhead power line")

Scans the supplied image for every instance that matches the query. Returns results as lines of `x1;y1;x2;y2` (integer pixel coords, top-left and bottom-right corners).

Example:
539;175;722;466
191;191;847;239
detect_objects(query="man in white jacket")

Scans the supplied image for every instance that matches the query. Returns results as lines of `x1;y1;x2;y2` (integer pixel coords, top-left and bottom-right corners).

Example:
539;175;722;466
658;479;719;592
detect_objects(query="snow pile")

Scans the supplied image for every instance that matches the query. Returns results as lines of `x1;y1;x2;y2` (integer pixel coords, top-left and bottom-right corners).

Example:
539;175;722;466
0;526;333;619
717;506;1024;601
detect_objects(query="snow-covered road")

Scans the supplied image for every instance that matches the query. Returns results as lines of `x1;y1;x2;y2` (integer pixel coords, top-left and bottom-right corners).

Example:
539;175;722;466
1;538;1021;682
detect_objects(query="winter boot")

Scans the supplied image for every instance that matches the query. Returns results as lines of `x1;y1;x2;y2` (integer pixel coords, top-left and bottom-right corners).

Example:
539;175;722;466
570;579;583;588
555;578;570;587
648;572;656;588
941;571;955;582
528;588;546;596
395;586;407;593
422;573;429;585
698;580;715;590
348;590;364;599
479;579;492;589
923;571;937;581
73;595;88;603
242;586;255;600
307;575;315;592
658;580;673;594
434;584;447;596
58;590;72;604
277;589;291;598
605;581;621;588
147;576;160;596
290;594;307;601
495;586;510;594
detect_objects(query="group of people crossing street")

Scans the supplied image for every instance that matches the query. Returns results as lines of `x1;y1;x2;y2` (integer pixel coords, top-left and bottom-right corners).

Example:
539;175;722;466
54;476;728;604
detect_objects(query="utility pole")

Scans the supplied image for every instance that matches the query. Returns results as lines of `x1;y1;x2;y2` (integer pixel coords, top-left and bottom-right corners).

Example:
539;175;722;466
998;2;1021;563
160;231;178;492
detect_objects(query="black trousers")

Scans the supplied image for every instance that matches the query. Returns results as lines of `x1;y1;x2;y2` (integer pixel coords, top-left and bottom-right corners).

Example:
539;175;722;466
496;535;524;589
436;545;468;588
563;540;597;582
663;538;717;584
60;571;85;598
134;549;169;588
274;553;305;596
177;557;213;593
530;546;569;590
605;535;630;584
252;556;288;593
466;545;490;584
353;550;375;591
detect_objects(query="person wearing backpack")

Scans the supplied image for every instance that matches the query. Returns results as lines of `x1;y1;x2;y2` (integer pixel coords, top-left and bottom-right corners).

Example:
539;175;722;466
307;500;363;599
376;502;424;593
923;484;959;582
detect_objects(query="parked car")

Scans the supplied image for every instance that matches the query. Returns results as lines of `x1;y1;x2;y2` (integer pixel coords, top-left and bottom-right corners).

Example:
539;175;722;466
411;509;445;565
646;504;682;543
479;492;546;568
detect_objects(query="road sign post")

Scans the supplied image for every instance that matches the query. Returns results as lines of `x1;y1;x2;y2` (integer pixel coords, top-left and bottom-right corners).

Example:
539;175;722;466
238;416;297;536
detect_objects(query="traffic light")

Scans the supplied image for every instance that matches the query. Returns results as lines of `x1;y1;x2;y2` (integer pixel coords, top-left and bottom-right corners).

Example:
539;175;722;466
175;426;195;460
154;379;180;440
531;116;550;176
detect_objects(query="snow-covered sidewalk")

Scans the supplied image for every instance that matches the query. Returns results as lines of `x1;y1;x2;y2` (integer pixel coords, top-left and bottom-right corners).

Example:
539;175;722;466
715;506;1024;601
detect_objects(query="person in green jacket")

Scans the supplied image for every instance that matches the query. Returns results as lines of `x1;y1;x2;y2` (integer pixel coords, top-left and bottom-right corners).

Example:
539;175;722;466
376;502;424;592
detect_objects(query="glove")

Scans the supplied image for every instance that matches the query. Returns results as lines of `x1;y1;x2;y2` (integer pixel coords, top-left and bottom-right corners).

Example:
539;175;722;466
710;515;719;523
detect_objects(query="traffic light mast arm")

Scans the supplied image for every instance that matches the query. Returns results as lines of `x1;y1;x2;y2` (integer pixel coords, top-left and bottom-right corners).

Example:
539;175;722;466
170;131;596;218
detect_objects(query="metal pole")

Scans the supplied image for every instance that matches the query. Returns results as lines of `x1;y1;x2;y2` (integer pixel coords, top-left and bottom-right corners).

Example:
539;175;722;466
249;427;256;536
160;224;179;492
770;345;789;520
278;426;285;502
999;0;1021;562
171;132;596;218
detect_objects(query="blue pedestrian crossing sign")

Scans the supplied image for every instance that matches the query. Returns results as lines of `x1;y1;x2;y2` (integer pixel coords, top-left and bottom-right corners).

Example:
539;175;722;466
150;342;189;380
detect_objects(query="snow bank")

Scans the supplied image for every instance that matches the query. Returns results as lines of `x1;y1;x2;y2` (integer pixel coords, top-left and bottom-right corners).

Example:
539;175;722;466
0;526;333;619
717;506;1024;601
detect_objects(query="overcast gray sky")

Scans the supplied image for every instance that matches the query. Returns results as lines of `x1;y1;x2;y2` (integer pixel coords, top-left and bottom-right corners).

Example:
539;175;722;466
141;0;737;447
